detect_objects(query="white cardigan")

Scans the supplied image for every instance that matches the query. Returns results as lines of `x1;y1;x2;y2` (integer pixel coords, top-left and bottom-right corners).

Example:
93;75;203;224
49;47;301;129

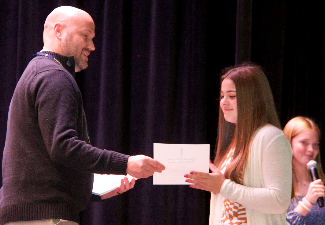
210;125;292;225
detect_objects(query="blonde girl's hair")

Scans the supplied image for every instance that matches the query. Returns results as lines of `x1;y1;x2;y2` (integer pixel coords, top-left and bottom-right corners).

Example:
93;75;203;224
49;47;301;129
283;116;324;191
214;63;281;184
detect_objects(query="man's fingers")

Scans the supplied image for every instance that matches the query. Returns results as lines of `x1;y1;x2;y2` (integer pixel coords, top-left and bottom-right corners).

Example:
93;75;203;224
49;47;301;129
130;178;136;189
123;177;130;192
127;155;166;178
118;176;136;193
115;187;121;194
118;177;126;193
142;170;155;178
146;158;165;172
133;169;155;179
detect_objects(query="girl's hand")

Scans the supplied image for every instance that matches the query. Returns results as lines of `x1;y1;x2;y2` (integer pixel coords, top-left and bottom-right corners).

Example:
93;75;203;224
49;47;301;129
305;179;325;205
184;162;226;194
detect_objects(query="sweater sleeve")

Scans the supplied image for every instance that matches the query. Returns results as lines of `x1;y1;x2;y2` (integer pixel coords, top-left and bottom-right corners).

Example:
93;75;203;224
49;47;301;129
286;197;307;225
32;69;128;174
220;132;292;214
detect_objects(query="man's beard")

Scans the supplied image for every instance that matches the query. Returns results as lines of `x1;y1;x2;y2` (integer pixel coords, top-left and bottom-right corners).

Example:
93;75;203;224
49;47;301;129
61;34;88;71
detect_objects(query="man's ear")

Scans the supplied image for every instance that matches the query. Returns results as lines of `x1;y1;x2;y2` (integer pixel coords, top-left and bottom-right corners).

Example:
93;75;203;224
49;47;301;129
54;23;63;40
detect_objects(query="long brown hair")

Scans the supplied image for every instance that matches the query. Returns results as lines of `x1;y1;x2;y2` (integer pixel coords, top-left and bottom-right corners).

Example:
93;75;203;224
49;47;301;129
283;116;324;197
214;63;281;184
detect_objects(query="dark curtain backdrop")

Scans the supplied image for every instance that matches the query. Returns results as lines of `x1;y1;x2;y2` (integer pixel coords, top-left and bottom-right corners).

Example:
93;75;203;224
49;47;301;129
0;0;324;225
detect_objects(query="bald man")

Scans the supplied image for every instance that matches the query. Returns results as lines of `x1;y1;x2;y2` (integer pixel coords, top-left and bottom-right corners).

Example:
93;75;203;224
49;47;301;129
0;6;164;225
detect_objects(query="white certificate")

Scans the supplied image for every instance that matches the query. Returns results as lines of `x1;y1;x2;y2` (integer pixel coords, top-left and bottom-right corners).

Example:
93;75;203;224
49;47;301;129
153;143;210;185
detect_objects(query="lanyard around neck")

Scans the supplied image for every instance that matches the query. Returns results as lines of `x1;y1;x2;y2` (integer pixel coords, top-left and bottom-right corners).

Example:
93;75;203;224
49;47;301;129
36;52;63;68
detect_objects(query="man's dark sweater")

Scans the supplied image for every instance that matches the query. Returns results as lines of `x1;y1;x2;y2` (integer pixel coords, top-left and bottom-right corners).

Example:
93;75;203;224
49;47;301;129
0;52;129;224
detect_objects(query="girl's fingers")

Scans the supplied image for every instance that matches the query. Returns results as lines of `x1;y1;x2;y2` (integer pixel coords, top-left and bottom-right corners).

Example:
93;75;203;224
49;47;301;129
209;162;219;173
189;183;208;192
186;171;210;180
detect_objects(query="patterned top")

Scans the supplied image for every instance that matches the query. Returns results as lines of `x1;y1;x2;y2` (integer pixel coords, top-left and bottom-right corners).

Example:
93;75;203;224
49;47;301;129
219;148;247;225
286;196;325;224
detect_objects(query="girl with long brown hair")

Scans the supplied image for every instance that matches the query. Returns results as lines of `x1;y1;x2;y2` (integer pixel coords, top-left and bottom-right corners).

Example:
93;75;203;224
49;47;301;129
185;63;292;224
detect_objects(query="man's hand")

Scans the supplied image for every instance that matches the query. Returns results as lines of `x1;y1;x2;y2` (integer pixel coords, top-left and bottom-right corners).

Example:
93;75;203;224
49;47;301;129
101;176;136;199
126;155;165;179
